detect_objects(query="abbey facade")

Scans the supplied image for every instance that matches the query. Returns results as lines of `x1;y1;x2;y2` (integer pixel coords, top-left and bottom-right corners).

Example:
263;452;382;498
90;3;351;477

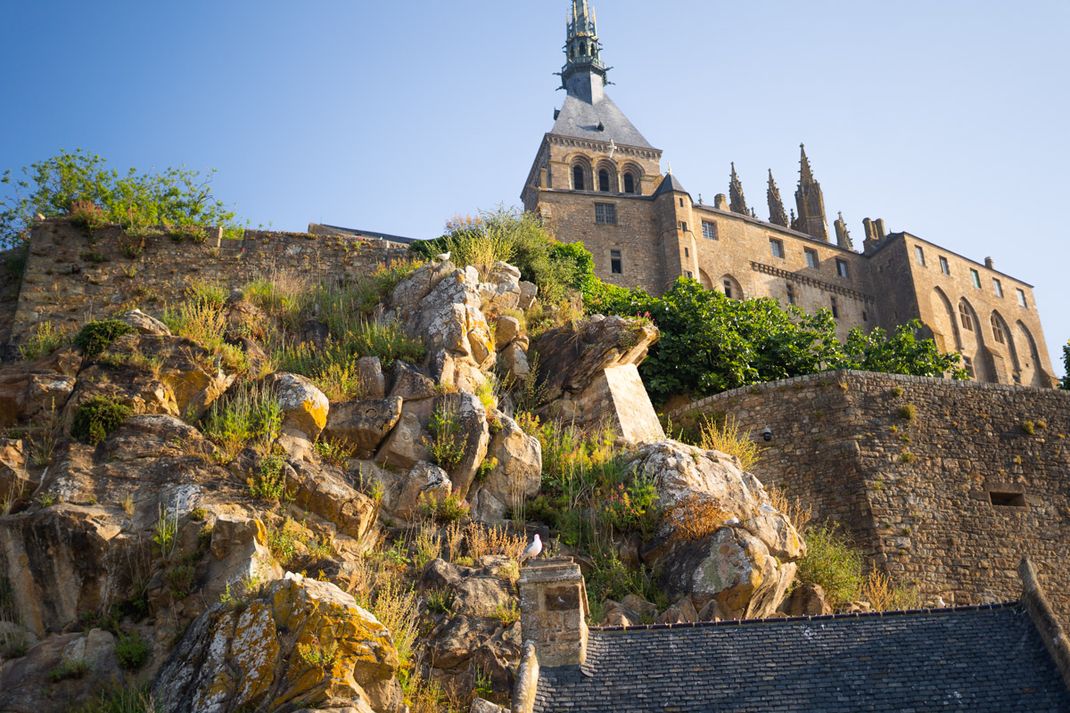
523;0;1057;388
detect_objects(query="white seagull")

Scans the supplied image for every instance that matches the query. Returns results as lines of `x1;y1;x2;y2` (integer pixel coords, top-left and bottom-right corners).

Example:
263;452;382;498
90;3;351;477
522;534;543;562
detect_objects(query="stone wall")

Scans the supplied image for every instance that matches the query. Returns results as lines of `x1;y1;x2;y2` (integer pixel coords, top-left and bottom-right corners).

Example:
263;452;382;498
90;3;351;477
6;220;409;351
669;371;1070;622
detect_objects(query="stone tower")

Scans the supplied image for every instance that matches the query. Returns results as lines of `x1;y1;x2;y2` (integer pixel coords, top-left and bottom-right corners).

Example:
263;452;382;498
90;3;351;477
794;144;829;241
729;163;749;216
767;169;789;227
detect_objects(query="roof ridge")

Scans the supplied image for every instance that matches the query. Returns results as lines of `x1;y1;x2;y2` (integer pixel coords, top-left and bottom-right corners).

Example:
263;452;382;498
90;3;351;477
589;601;1022;634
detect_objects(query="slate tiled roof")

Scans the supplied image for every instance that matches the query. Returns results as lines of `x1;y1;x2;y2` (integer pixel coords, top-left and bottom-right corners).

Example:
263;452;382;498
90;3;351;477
653;173;688;197
551;94;655;149
533;604;1070;713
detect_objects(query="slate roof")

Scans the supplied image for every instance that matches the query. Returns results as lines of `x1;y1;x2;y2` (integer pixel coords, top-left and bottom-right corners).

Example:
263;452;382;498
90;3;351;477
533;604;1070;713
653;173;688;197
551;94;655;150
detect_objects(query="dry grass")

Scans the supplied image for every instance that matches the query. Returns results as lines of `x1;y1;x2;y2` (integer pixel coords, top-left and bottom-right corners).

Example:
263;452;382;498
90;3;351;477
465;524;526;562
344;555;419;668
861;567;921;612
699;415;763;472
664;494;732;542
766;485;813;534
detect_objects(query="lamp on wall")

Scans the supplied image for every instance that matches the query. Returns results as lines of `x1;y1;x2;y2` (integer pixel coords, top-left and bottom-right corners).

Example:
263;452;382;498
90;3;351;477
761;427;773;442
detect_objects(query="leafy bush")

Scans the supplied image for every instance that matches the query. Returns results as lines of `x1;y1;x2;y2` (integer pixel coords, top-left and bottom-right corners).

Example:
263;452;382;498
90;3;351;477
410;209;594;303
49;658;90;682
71;396;132;445
248;454;288;501
599;473;659;535
18;321;67;361
1;149;238;248
796;525;864;609
74;320;135;358
115;631;150;670
587;277;966;403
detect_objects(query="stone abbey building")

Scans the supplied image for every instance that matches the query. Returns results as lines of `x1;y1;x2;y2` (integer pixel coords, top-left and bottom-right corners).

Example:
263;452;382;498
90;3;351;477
523;0;1057;388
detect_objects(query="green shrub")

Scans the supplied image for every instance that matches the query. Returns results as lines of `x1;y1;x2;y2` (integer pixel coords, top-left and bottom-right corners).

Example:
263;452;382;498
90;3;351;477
426;406;466;471
200;383;282;462
347;320;425;367
248;454;288;501
410;209;594;303
898;404;917;422
74;320;135;357
1021;420;1036;436
18;321;66;361
1;149;238;249
587;276;966;404
797;525;864;609
420;493;469;524
1062;341;1069;390
70;687;159;713
71;396;132;445
49;658;89;682
115;631;150;670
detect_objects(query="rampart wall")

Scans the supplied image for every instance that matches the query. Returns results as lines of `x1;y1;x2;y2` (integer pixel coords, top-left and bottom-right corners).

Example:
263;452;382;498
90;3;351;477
670;371;1070;622
4;220;408;352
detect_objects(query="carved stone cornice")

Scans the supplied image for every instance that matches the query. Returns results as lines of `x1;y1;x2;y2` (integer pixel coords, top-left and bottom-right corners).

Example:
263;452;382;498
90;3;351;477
750;261;875;303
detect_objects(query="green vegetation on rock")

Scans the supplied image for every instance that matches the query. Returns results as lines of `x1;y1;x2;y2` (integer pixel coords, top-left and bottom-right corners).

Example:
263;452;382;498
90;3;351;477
71;396;132;446
1062;341;1069;390
74;320;136;358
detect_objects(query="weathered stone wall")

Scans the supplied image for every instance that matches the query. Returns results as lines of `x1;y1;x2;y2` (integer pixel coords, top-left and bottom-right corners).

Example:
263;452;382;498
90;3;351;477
6;220;409;350
670;371;1070;622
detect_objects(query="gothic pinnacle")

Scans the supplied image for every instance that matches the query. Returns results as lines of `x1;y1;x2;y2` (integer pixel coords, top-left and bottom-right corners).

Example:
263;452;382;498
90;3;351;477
767;169;788;227
729;162;749;216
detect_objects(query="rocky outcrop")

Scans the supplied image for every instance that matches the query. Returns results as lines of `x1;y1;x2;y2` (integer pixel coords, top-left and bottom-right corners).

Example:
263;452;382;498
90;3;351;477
627;440;804;620
471;415;542;524
531;316;664;443
269;373;330;441
153;573;402;713
324;397;403;459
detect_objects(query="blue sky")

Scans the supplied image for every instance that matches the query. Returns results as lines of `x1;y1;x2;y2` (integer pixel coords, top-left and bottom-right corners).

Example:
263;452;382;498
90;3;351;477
2;1;1067;375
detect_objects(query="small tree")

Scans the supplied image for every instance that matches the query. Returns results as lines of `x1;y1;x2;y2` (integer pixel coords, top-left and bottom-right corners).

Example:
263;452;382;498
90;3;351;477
1;149;237;248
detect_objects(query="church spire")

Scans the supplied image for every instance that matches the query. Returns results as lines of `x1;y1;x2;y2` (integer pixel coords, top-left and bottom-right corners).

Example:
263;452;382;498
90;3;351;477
795;143;829;241
767;169;788;227
729;163;749;216
561;0;608;103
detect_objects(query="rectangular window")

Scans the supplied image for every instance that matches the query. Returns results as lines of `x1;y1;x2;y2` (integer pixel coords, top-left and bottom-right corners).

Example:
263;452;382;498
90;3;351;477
702;221;718;240
684;247;689;258
836;259;849;278
680;221;688;232
963;356;975;379
595;203;617;225
723;279;734;299
970;269;981;289
786;284;796;305
686;270;693;278
992;278;1003;298
610;249;623;275
914;246;926;266
830;296;839;319
805;248;819;269
989;491;1027;508
770;238;785;259
939;256;950;275
1016;289;1028;308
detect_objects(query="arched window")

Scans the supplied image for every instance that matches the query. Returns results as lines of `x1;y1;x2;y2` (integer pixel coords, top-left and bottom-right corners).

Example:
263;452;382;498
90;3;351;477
598;169;611;192
990;314;1007;344
580;41;587;56
959;301;973;331
623;173;636;194
721;275;743;300
572;165;585;191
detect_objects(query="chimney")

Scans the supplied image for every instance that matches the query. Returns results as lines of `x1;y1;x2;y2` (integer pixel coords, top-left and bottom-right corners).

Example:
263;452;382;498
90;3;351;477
874;218;887;239
519;558;589;667
714;193;729;211
985;257;995;270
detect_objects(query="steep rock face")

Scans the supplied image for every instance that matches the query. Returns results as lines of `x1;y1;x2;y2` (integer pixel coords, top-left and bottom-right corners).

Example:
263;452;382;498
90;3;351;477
531;316;664;443
153;574;402;713
0;629;120;713
627;441;805;620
